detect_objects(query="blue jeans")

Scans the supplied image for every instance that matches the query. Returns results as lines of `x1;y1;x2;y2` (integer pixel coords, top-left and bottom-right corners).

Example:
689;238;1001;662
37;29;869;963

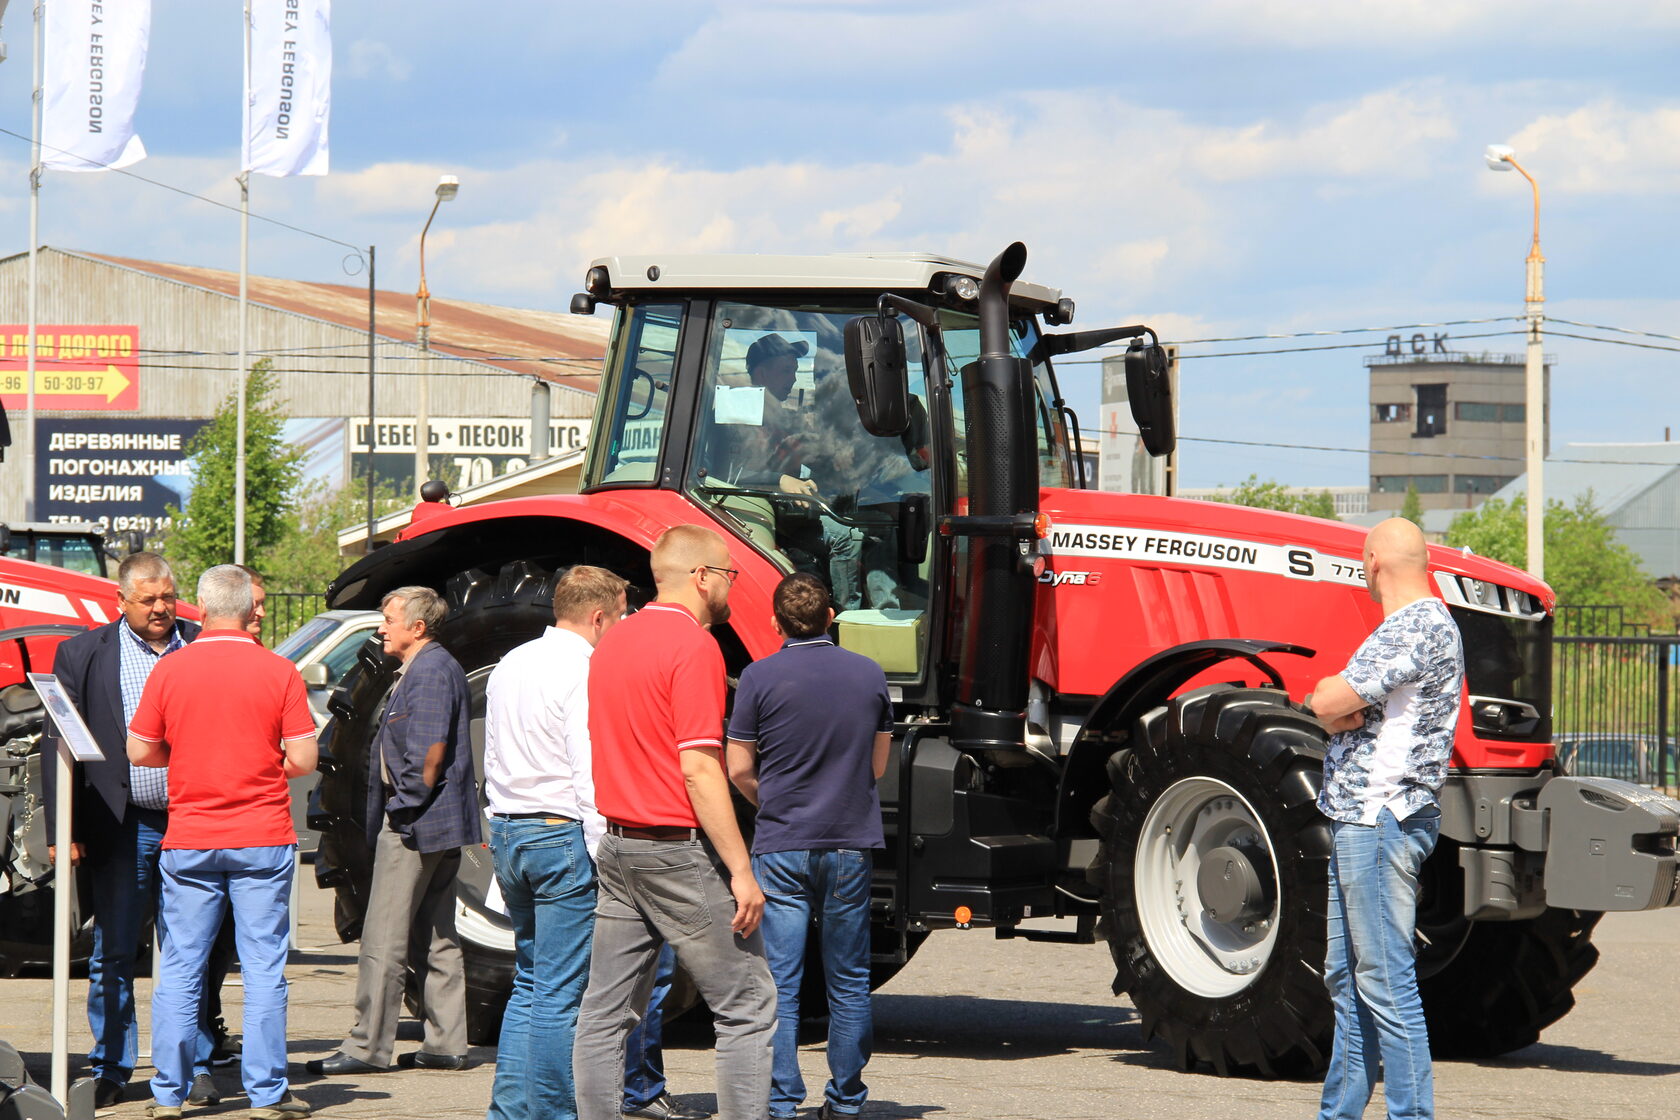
754;848;874;1118
84;807;212;1085
622;944;676;1112
151;845;294;1109
1319;807;1440;1120
487;817;597;1120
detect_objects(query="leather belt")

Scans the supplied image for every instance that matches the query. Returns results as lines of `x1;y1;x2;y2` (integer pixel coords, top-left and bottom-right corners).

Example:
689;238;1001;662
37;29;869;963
492;811;577;822
608;822;699;841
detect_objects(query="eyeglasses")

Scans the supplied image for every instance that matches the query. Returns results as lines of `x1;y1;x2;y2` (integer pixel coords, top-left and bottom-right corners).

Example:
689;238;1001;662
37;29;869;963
693;565;740;585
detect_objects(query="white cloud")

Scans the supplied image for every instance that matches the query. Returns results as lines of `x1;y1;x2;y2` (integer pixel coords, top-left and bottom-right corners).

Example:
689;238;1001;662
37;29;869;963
1505;100;1680;194
345;40;413;83
306;84;1467;319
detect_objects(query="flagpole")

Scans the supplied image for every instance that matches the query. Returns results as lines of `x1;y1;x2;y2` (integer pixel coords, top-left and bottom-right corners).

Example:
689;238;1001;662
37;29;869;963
235;172;249;564
234;1;251;563
37;3;66;1104
366;245;377;551
25;0;42;522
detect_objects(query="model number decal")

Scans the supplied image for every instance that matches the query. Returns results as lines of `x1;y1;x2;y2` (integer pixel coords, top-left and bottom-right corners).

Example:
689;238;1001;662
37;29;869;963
1048;526;1366;587
1038;569;1103;587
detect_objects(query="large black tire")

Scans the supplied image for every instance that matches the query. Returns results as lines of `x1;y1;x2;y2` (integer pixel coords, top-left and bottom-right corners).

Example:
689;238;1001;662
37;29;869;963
1088;684;1333;1077
1419;905;1601;1057
313;559;582;1044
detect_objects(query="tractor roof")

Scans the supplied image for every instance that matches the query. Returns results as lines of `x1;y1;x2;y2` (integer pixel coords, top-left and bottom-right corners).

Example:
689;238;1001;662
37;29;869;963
585;251;1065;308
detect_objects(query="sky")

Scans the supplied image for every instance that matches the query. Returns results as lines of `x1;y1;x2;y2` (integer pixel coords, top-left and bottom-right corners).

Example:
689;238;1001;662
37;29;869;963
1;0;1678;488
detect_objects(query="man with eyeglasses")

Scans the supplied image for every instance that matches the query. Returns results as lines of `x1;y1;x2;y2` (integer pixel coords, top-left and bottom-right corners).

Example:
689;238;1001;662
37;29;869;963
40;552;222;1111
573;525;774;1120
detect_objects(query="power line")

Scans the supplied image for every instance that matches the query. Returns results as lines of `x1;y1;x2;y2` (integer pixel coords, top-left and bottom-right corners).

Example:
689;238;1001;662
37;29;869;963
0;125;363;255
1179;434;1680;467
1549;318;1680;344
1120;316;1523;349
1544;329;1680;356
1056;329;1529;365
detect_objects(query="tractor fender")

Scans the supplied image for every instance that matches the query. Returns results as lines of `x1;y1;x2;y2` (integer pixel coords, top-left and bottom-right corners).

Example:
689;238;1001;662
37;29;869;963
324;493;783;659
1053;638;1315;838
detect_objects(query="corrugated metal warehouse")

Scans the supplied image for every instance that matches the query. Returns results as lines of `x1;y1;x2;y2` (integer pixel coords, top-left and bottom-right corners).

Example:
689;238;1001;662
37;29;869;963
0;246;608;533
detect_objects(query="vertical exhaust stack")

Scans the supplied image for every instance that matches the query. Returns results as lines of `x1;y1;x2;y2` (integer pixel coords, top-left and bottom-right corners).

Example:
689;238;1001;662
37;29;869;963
951;242;1039;753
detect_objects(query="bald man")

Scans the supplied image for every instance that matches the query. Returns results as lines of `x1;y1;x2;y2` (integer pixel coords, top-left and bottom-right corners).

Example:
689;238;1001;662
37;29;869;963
1306;518;1464;1120
573;525;774;1120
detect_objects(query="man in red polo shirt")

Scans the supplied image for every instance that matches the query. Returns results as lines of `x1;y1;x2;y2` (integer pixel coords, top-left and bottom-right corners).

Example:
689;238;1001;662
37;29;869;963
126;564;318;1120
573;524;774;1120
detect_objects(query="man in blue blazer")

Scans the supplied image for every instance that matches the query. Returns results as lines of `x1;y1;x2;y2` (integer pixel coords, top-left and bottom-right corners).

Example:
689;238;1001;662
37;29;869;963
42;552;222;1110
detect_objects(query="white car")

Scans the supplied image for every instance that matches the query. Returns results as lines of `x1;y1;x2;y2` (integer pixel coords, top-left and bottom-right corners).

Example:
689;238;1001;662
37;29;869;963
274;610;381;852
275;609;383;731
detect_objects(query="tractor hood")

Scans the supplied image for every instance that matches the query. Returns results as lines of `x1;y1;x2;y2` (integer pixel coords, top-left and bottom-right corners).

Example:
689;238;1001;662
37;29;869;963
1030;488;1553;730
1038;489;1552;609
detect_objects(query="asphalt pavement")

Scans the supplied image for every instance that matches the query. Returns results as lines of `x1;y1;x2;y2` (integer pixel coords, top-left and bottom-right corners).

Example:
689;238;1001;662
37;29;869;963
3;875;1676;1120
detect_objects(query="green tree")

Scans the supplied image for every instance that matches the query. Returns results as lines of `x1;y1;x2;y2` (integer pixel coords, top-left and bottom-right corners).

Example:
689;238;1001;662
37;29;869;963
1445;493;1668;626
262;476;408;595
164;361;304;587
1211;474;1340;520
1399;482;1423;527
1296;489;1339;520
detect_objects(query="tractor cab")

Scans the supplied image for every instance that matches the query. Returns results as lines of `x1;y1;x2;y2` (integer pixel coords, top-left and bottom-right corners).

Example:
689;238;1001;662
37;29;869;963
574;251;1171;701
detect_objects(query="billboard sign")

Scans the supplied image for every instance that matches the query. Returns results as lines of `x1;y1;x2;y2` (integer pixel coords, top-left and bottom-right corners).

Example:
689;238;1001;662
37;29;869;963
1098;346;1178;495
346;416;592;488
35;418;205;535
0;325;142;411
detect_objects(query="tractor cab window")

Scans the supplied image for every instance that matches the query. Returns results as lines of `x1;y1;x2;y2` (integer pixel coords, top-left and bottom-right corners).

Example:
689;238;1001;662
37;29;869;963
937;312;1072;493
688;300;936;679
584;302;682;487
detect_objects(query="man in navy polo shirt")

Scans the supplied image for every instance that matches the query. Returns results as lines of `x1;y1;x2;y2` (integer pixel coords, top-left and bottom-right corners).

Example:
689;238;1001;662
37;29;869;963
726;573;892;1120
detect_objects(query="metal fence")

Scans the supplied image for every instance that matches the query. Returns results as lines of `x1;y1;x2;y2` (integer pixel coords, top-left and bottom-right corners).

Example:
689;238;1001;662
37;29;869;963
261;590;327;648
1553;605;1678;789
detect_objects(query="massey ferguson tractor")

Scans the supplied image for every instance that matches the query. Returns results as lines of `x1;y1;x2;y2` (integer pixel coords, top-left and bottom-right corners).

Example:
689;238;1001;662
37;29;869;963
310;244;1680;1075
0;552;128;975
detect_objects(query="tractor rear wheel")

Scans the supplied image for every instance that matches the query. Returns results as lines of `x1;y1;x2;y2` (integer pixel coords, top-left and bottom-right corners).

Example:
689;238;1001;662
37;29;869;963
1088;684;1333;1076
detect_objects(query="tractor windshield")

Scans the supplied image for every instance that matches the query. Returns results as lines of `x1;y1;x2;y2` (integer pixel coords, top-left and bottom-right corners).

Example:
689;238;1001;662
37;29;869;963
687;300;938;674
937;312;1074;491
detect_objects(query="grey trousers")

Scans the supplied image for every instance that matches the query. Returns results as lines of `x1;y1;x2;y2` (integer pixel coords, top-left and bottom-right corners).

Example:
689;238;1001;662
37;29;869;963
340;826;468;1066
573;834;775;1120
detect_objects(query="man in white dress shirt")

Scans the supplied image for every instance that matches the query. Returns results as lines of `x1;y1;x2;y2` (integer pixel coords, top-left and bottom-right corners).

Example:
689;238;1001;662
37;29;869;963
482;565;628;1120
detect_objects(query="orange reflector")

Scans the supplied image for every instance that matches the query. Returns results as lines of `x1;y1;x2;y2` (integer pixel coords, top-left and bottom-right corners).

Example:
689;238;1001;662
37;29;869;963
1034;513;1051;538
954;906;973;925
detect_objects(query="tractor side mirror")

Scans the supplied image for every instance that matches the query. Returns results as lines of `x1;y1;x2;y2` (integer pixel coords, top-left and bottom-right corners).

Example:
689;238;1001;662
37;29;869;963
843;313;910;438
300;663;331;689
1124;340;1176;457
0;525;9;554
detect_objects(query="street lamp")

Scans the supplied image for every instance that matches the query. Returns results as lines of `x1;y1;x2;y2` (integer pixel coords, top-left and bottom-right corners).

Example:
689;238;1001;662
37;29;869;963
415;174;459;490
1485;143;1546;580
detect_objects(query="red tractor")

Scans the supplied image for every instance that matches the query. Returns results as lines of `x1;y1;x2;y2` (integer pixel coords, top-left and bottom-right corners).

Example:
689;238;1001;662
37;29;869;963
0;550;134;974
311;244;1680;1073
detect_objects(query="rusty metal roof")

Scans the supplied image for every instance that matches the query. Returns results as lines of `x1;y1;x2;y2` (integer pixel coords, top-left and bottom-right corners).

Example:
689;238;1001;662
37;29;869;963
74;249;609;393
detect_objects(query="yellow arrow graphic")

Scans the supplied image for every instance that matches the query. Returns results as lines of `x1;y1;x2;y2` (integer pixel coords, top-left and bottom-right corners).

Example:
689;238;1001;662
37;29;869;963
0;365;132;403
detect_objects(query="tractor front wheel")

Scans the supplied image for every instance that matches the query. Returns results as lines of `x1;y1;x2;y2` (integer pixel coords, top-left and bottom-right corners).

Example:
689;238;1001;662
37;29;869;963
1088;684;1333;1076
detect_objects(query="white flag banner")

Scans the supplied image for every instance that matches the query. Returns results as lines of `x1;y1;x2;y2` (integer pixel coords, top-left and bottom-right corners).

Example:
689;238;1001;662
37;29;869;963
245;0;331;176
42;0;152;171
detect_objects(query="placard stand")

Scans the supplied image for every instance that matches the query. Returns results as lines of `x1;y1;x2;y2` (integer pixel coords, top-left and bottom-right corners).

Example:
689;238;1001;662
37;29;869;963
31;671;104;1119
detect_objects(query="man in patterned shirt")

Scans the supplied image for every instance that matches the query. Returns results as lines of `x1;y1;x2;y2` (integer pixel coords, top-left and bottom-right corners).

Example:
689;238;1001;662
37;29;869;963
1306;517;1464;1120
